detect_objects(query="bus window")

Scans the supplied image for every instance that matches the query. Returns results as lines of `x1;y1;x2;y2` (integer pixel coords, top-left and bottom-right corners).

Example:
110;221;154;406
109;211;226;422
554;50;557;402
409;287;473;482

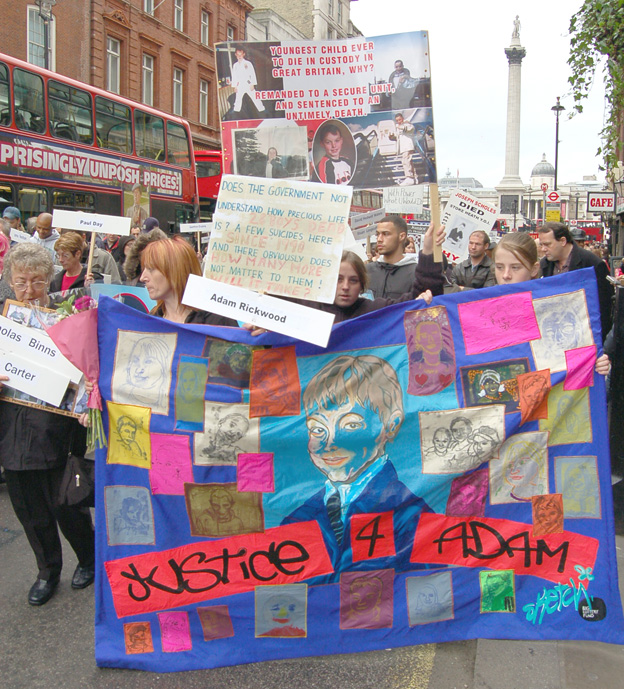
95;96;132;153
52;190;74;209
75;192;95;210
13;68;45;134
196;159;221;178
48;80;93;144
18;186;48;220
0;183;14;215
166;121;190;167
134;110;165;161
0;62;10;126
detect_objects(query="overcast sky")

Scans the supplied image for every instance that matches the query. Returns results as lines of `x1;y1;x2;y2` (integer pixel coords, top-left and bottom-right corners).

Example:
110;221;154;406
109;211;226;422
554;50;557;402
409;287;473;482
350;0;607;188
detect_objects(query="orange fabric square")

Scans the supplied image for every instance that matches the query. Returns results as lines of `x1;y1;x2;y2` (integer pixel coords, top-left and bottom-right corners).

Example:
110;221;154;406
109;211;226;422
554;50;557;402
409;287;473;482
249;346;301;417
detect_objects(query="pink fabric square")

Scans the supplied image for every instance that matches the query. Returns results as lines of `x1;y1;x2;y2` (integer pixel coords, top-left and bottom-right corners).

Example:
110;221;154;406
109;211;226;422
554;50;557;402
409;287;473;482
458;292;540;355
237;453;274;492
564;345;596;390
150;434;194;495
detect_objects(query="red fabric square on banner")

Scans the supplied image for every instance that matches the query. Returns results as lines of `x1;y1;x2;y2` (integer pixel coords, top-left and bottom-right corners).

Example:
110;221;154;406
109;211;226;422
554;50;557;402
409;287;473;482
350;512;396;562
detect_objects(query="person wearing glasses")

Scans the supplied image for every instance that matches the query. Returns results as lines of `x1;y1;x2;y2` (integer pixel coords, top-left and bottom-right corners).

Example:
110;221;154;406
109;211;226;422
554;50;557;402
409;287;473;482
0;243;95;607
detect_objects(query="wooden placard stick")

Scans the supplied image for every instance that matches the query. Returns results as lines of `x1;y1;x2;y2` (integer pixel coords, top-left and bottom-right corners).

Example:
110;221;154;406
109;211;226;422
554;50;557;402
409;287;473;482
429;183;442;262
86;231;96;276
196;231;202;254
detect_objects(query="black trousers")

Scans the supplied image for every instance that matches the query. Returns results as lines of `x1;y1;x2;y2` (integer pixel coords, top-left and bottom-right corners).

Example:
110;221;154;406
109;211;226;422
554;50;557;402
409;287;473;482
4;466;95;582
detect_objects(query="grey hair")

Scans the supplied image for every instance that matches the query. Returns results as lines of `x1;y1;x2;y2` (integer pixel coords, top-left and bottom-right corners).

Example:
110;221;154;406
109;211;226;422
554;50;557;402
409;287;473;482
3;243;54;284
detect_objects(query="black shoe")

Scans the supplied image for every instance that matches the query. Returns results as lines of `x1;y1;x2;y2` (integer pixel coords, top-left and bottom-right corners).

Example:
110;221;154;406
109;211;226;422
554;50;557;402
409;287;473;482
28;578;59;606
71;564;95;589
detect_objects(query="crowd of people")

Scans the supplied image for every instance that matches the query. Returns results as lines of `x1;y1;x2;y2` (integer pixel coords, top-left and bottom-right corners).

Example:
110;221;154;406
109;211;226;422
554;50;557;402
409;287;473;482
0;202;618;608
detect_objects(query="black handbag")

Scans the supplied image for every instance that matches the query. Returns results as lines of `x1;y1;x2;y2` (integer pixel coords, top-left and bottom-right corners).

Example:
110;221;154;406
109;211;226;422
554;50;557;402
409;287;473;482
58;454;95;508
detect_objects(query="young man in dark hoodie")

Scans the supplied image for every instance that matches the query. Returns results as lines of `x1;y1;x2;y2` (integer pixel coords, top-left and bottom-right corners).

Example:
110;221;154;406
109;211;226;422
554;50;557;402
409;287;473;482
366;215;420;299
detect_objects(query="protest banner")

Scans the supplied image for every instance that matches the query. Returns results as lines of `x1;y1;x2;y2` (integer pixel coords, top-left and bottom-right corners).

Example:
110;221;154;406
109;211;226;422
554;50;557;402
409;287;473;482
441;190;498;263
95;268;624;672
383;185;424;214
0;301;88;416
215;32;436;190
90;283;157;315
204;174;351;304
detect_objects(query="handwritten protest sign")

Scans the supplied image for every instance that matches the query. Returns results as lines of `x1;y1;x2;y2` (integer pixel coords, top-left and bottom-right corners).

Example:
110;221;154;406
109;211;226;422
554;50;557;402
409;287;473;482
204;175;351;304
442;190;498;263
383;185;424;214
216;32;436;189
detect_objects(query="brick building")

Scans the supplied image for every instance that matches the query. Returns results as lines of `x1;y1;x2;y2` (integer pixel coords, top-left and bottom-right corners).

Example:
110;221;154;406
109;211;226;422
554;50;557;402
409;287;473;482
1;0;251;150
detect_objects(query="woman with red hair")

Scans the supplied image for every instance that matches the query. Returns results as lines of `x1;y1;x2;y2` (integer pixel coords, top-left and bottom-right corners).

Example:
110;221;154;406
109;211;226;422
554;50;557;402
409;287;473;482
140;236;236;326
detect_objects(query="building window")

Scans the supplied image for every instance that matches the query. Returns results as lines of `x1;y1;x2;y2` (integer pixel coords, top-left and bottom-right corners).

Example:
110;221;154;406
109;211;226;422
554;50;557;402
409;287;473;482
201;10;210;46
106;37;121;94
27;6;55;70
142;54;154;106
174;0;184;31
144;0;154;15
328;0;334;16
173;68;183;116
199;79;209;125
337;1;343;25
227;25;235;42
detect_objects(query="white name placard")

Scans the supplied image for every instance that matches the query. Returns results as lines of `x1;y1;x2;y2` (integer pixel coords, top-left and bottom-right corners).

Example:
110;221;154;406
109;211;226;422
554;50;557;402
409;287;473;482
182;275;335;348
383;186;424;214
9;228;32;243
52;210;131;236
0;315;83;384
0;347;71;407
180;222;213;234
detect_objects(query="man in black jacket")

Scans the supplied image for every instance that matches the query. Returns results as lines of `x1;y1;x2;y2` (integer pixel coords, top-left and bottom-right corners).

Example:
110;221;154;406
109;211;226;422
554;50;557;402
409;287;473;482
450;230;496;290
538;222;613;339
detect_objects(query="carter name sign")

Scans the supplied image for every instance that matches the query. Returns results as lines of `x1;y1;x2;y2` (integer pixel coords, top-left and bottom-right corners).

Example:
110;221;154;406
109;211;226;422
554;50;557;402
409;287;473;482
0;348;71;406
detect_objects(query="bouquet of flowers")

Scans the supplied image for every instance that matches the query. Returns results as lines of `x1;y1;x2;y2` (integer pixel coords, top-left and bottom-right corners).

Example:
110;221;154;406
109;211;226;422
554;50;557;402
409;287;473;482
46;294;107;449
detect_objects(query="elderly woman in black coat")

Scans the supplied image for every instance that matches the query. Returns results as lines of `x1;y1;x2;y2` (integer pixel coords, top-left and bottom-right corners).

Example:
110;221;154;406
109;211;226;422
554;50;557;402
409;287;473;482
0;243;95;606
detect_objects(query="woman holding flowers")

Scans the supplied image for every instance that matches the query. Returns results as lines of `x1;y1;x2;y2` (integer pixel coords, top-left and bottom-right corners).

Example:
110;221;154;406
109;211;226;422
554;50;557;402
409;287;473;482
0;243;95;607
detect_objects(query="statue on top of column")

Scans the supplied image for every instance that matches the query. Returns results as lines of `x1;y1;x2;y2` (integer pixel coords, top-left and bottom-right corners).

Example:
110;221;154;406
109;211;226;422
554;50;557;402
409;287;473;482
512;16;521;39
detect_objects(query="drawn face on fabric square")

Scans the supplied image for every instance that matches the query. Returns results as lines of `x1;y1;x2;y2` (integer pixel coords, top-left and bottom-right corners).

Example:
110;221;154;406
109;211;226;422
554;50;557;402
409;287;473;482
531;291;594;373
111;330;177;415
419;405;505;475
460;359;529;413
105;485;155;545
405;306;455;396
255;584;307;638
479;570;515;613
406;571;454;625
158;611;192;652
339;570;394;630
302;354;403;484
123;622;154;654
489;431;549;505
539;383;592;446
197;606;235;641
532;493;564;537
106;401;151;469
185;482;264;537
203;338;262;388
194;402;259;466
555;456;601;518
445;469;489;517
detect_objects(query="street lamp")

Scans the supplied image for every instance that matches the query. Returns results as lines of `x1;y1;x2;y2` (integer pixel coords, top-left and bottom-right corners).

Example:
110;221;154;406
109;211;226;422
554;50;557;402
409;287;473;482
35;0;56;71
512;198;518;232
574;192;580;220
551;96;565;191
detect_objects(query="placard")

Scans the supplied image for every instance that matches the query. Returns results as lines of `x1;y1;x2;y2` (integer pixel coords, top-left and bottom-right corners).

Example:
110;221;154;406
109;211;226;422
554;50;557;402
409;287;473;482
204;175;351;303
179;222;214;234
441;190;498;263
383;185;424;214
9;227;31;243
52;209;132;236
182;274;335;348
216;32;437;189
0;347;70;406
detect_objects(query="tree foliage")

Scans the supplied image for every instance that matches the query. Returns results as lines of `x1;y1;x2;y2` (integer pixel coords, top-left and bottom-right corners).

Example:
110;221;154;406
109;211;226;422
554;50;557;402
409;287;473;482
568;0;624;170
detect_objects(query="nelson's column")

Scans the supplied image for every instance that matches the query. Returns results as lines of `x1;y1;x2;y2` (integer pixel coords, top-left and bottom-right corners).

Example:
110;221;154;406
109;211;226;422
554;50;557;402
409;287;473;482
496;16;527;225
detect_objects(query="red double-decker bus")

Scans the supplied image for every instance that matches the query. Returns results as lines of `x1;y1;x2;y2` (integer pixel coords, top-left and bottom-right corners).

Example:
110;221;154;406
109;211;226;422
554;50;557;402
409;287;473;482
0;52;198;231
194;149;222;221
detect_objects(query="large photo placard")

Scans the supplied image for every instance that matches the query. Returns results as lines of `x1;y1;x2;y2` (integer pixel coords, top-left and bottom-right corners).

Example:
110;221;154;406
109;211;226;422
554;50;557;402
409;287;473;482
216;32;436;189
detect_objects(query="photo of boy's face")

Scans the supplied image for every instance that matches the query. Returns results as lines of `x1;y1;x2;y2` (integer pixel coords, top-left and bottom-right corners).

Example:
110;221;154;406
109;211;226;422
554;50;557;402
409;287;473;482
321;131;343;159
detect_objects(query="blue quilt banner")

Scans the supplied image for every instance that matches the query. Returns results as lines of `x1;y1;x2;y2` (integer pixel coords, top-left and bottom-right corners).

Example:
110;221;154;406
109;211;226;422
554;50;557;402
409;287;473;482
95;268;624;671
